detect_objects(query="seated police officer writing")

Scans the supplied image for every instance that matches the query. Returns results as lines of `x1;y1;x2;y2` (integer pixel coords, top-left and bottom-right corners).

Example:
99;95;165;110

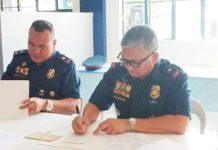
1;20;81;115
72;25;190;135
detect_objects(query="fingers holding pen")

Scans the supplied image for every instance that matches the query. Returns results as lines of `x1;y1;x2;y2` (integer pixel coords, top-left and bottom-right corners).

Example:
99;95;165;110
72;116;89;135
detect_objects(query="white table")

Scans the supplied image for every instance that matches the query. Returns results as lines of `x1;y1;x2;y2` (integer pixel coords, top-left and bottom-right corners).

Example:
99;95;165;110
0;113;218;150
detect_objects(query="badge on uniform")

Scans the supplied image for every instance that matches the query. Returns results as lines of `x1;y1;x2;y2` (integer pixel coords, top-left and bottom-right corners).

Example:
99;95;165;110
150;85;160;100
113;80;132;98
47;68;55;79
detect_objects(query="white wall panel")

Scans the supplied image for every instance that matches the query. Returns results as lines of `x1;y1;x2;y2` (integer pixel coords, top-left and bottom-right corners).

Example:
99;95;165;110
0;12;93;74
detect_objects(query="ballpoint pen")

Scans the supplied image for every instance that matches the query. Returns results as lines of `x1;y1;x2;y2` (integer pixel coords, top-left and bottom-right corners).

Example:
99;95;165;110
76;105;80;116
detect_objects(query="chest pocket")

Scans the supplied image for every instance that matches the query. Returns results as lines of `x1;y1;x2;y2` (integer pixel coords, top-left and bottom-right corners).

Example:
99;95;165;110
113;80;132;118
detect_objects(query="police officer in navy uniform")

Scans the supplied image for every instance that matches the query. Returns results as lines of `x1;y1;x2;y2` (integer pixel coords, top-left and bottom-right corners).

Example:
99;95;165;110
72;25;190;135
1;20;81;115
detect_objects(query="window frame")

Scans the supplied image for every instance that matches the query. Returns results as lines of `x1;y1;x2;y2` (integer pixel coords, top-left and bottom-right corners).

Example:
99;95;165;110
122;0;210;40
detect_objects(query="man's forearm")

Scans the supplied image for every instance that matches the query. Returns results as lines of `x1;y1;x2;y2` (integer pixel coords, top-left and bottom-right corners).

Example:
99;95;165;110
135;115;189;134
82;102;101;125
49;98;81;115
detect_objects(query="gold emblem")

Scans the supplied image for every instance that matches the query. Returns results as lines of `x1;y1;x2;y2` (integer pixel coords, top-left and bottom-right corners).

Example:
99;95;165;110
47;68;55;79
150;85;160;99
113;80;132;98
49;91;55;97
38;89;45;96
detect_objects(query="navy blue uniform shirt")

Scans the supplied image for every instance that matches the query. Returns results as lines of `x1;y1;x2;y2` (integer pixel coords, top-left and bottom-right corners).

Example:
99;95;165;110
1;49;80;99
90;59;191;119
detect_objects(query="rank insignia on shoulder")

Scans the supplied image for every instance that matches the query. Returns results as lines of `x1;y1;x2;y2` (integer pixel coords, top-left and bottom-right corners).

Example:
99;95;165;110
47;68;55;79
150;85;160;100
13;50;28;57
111;62;117;69
113;80;132;98
167;67;183;79
111;62;121;70
60;55;72;64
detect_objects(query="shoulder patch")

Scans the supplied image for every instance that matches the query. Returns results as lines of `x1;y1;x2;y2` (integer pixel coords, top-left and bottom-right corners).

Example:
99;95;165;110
110;62;122;70
57;54;73;65
13;50;28;57
166;65;184;79
161;60;184;79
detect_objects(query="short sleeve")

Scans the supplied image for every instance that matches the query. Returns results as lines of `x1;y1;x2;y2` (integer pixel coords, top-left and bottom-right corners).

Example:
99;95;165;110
61;63;81;99
89;71;114;111
164;73;191;118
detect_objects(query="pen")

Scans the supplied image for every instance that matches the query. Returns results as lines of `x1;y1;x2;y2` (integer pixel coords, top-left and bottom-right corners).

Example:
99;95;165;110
76;105;80;116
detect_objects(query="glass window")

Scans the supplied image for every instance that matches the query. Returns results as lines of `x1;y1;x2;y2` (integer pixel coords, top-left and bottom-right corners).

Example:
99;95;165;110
58;0;72;10
123;1;145;33
20;0;36;12
176;0;201;40
2;0;18;11
150;0;172;39
205;0;218;39
38;0;56;11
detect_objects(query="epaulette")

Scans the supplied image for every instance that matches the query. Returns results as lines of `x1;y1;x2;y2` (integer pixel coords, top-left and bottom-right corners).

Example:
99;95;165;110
165;65;184;79
110;62;122;70
58;54;73;65
13;50;28;57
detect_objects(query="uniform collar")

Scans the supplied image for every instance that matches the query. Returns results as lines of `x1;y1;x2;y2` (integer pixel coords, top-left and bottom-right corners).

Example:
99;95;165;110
32;50;57;67
44;50;57;67
149;59;161;80
137;59;161;81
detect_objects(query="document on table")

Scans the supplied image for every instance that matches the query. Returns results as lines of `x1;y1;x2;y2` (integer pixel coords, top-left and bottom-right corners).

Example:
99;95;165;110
98;132;146;150
37;128;146;150
136;139;189;150
38;133;102;150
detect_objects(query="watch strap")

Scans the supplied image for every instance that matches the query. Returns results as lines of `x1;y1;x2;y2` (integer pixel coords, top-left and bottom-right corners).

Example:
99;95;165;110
45;99;53;112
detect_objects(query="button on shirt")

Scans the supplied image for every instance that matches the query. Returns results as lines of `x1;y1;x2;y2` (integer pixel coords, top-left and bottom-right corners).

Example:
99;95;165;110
89;59;191;119
1;49;80;99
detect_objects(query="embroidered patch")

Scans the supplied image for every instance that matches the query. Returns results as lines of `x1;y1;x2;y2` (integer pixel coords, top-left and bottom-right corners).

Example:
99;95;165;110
113;80;132;98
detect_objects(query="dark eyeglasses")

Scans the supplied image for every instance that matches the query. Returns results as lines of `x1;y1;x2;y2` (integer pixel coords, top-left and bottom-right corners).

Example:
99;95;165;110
117;51;155;68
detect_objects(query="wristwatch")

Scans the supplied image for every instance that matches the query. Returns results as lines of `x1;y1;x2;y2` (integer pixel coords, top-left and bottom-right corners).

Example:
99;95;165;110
129;118;136;131
45;99;53;112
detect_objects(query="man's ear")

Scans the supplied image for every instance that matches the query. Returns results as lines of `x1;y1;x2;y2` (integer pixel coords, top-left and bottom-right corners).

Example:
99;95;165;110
153;51;159;63
53;39;57;47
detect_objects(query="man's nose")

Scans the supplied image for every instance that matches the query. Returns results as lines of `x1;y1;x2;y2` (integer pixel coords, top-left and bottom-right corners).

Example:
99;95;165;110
32;46;41;53
125;63;134;71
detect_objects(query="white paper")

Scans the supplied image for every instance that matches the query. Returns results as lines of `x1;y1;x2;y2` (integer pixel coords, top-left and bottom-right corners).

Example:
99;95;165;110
38;127;146;150
136;139;189;150
98;132;146;150
0;130;24;150
0;81;29;120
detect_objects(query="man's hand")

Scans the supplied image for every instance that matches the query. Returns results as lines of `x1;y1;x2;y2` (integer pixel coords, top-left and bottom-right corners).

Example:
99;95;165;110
19;97;47;114
93;118;130;135
72;116;90;135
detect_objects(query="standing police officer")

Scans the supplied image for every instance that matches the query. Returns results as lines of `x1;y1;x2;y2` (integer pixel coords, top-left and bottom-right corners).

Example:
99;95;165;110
72;25;190;135
1;20;81;115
